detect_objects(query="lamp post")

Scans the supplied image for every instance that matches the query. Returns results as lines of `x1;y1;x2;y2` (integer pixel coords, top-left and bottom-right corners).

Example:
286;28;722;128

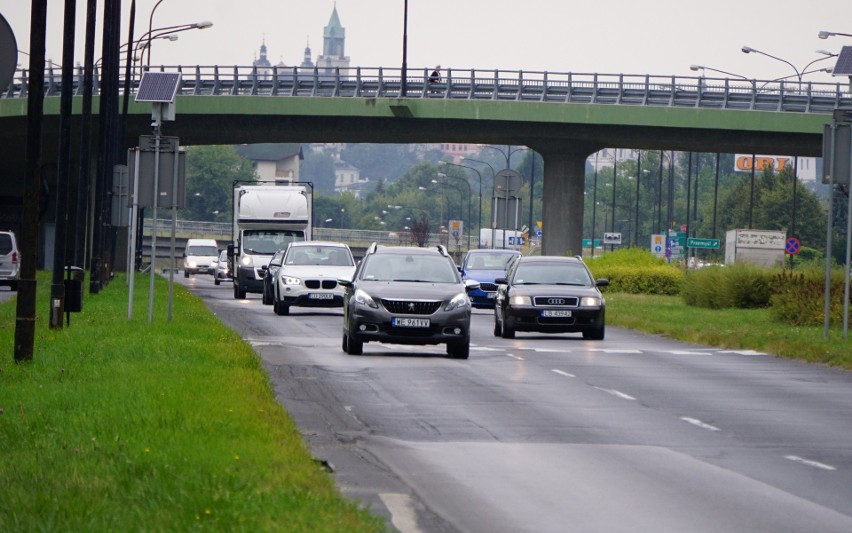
819;30;852;39
141;21;212;68
479;145;535;231
689;64;751;80
439;160;483;247
437;172;472;249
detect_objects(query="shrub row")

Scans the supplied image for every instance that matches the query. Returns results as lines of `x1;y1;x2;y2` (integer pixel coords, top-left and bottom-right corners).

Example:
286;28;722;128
585;248;683;295
681;264;774;309
770;269;852;327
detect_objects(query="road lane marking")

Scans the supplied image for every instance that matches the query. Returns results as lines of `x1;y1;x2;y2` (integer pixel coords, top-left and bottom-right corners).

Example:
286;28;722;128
506;353;525;361
593;386;636;401
718;349;767;355
379;493;423;533
681;417;720;431
471;345;505;351
587;349;643;354
668;350;714;355
785;455;836;471
551;369;576;378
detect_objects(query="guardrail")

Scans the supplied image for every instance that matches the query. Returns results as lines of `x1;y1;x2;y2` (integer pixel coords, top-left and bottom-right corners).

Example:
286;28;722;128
4;65;850;113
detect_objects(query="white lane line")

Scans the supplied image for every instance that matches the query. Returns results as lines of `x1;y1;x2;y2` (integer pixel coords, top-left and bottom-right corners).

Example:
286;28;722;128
587;348;643;354
551;369;576;378
471;346;505;351
668;350;714;355
681;417;721;431
785;455;836;471
718;349;767;355
506;353;525;361
379;493;423;533
593;386;636;401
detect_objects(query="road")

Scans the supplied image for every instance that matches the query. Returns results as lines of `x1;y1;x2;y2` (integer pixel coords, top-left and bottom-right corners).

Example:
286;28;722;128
179;274;852;533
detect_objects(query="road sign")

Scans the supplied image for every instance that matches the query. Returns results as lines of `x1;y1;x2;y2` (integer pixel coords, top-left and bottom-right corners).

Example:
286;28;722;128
507;236;525;245
603;232;622;245
785;237;801;255
582;239;601;247
686;237;720;249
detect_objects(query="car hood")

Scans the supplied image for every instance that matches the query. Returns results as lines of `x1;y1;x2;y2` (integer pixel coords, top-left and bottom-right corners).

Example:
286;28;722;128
463;269;507;282
281;265;356;278
358;281;466;300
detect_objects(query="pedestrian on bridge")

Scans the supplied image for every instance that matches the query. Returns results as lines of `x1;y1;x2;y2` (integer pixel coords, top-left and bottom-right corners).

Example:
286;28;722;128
429;65;441;94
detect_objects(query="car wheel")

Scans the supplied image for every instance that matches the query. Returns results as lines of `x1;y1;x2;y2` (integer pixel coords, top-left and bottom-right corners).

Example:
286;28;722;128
501;316;515;339
234;282;246;300
583;324;605;341
493;310;503;337
345;332;363;355
262;284;272;305
447;340;470;359
183;270;189;278
214;277;220;286
275;300;289;316
342;332;349;352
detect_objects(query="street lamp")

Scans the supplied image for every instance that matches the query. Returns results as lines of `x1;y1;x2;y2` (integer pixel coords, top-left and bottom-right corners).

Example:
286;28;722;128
740;45;834;87
439;160;483;247
689;64;752;81
141;21;213;68
437;172;472;249
819;30;852;39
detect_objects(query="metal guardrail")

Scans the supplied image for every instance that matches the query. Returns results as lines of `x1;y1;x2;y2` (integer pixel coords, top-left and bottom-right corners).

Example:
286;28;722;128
4;65;851;113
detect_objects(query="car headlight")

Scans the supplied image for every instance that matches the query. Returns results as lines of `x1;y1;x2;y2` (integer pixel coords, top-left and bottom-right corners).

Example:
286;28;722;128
353;289;379;309
580;296;602;307
186;260;197;268
281;275;301;286
444;292;470;311
240;255;253;267
509;295;532;306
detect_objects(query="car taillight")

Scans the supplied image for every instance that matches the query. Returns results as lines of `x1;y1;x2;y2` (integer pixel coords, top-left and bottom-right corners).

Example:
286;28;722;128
12;251;17;264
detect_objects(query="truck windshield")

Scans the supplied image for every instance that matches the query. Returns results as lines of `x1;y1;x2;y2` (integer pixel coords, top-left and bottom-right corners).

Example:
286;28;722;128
243;230;305;254
186;246;218;256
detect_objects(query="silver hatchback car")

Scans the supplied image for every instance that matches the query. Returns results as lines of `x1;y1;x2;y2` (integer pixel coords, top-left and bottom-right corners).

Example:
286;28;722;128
0;230;20;291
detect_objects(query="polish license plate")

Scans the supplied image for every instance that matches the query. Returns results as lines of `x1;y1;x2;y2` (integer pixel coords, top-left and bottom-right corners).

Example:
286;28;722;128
308;293;333;300
541;309;572;317
392;317;430;328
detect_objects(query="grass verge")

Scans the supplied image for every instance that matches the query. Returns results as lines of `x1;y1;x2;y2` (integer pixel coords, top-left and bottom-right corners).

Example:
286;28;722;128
0;273;385;532
606;293;852;369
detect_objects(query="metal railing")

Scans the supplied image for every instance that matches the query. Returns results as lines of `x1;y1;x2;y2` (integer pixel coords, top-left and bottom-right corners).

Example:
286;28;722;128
4;65;850;113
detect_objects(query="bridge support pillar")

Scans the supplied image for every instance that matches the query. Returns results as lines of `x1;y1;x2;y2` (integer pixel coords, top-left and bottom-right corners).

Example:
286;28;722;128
535;142;600;256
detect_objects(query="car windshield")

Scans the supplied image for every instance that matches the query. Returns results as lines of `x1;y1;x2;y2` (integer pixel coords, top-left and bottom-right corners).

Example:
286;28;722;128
286;246;353;266
512;263;593;286
362;254;457;283
243;230;304;254
466;252;519;270
186;245;218;256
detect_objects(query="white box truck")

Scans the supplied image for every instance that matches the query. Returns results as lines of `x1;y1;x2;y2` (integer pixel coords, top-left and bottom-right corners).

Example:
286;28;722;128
229;184;312;299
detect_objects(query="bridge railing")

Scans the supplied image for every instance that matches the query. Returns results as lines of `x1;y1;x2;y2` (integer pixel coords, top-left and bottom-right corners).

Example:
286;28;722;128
4;65;850;113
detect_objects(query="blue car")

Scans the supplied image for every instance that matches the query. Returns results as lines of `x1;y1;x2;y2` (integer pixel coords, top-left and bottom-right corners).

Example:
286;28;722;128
459;249;521;308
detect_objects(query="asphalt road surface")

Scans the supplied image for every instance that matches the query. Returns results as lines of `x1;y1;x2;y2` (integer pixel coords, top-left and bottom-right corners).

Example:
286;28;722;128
179;273;852;533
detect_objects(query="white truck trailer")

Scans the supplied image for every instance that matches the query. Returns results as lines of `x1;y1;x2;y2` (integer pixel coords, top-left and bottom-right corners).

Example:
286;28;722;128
229;184;312;299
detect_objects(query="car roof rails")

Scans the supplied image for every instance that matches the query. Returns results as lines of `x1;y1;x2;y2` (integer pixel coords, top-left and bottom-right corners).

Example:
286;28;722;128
437;244;449;257
367;242;379;255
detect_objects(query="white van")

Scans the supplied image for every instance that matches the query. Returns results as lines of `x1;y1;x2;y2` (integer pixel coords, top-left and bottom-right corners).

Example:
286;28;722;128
183;238;219;278
0;230;20;291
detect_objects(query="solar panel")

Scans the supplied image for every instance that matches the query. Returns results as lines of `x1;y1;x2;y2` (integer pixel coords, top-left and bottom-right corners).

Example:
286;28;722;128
135;72;181;103
832;46;852;76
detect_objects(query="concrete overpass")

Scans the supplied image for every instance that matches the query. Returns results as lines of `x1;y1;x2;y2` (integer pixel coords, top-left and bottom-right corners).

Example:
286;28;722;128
2;66;848;255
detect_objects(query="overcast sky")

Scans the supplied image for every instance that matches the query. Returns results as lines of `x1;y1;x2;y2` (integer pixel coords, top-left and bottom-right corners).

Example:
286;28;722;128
3;0;851;83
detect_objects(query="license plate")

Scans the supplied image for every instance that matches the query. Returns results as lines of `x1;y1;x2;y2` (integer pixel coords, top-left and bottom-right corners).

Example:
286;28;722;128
308;293;333;300
392;317;430;328
541;309;572;317
487;293;496;299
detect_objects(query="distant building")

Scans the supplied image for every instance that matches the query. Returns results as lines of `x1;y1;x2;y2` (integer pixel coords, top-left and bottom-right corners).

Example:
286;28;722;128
316;5;350;77
436;143;479;164
235;143;304;183
334;159;369;197
253;38;273;80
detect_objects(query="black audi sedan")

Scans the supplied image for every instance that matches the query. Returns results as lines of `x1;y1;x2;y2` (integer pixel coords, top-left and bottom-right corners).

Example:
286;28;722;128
339;244;479;359
493;255;608;340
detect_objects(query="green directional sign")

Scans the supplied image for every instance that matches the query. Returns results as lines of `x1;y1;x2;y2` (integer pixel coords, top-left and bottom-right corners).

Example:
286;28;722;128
687;237;720;249
582;239;601;247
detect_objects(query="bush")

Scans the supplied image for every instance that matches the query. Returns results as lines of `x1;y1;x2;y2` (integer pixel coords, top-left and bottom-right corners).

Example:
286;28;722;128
585;248;683;295
681;263;776;309
770;268;852;326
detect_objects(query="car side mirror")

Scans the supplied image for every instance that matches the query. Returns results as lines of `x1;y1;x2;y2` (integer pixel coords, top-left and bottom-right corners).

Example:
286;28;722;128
227;243;235;258
494;277;508;285
464;279;480;292
596;279;609;287
338;278;353;288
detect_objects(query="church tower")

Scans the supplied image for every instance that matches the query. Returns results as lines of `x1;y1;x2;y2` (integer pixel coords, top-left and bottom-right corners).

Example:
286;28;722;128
253;38;273;80
316;4;350;76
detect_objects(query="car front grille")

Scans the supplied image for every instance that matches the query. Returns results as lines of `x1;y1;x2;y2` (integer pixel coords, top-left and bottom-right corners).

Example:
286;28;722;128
306;279;338;289
533;296;579;307
480;282;498;292
380;299;442;315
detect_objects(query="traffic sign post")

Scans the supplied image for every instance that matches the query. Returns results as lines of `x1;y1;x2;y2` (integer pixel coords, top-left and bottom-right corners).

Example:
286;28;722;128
785;237;800;255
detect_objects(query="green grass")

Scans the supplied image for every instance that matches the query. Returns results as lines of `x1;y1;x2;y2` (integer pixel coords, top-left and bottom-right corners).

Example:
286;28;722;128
606;293;852;368
0;273;385;533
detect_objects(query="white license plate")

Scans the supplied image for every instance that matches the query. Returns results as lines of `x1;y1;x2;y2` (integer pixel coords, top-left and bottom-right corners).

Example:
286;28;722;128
392;317;430;328
542;309;572;317
308;293;333;300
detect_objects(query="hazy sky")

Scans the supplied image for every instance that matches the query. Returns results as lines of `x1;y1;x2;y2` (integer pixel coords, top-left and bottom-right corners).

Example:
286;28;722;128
3;0;851;83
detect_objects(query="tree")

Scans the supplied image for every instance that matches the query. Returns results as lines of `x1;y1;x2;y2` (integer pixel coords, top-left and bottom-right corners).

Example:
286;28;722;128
185;146;257;222
409;215;431;247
